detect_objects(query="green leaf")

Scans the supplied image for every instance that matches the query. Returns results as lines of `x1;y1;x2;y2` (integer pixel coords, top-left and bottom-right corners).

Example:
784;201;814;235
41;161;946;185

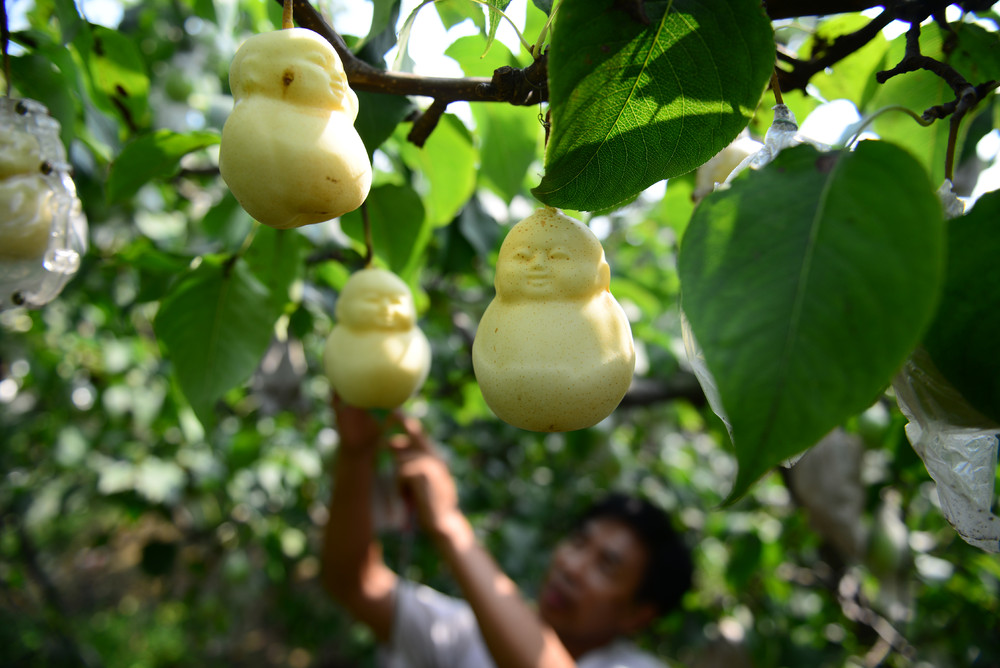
435;0;487;31
444;36;541;202
923;190;1000;424
355;91;416;156
802;14;889;107
108;129;220;204
398;114;478;226
201;192;255;252
358;0;401;53
85;25;152;129
393;0;434;72
118;240;193;304
533;0;774;212
244;226;304;314
340;184;429;280
483;0;513;56
867;23;1000;184
9;54;78;149
445;33;519;77
155;257;278;427
678;142;945;500
474;105;541;202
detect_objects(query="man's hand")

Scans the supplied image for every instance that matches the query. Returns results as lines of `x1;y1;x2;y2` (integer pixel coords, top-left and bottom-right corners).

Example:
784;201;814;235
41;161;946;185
332;393;388;452
389;415;465;543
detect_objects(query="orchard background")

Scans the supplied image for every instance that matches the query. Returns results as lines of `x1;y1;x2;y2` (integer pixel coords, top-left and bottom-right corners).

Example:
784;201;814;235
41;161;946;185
2;0;1000;666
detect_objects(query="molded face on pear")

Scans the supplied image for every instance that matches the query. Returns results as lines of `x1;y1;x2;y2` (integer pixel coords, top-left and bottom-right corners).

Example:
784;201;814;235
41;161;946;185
324;268;431;409
219;28;372;230
472;208;635;432
495;209;610;303
0;127;42;179
336;269;416;332
0;175;54;261
0;125;52;261
228;28;357;115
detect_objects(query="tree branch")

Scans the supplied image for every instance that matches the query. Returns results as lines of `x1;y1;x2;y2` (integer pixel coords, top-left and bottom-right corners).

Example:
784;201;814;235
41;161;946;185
764;0;886;20
775;8;894;94
281;0;547;145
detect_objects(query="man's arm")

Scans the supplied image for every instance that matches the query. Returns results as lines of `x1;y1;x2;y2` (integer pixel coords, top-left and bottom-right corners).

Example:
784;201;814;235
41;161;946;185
321;396;398;643
391;417;576;668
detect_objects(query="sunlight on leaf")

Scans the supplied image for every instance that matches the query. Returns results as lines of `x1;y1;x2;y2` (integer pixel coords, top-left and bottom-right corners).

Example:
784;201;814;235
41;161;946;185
678;142;945;500
533;0;774;211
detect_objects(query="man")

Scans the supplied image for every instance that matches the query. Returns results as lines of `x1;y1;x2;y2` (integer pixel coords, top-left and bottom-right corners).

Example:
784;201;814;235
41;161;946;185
323;396;693;668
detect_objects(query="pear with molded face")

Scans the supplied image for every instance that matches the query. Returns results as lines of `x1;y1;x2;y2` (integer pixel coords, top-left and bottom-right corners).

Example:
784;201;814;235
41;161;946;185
0;126;52;261
219;27;372;229
323;268;431;409
472;207;635;432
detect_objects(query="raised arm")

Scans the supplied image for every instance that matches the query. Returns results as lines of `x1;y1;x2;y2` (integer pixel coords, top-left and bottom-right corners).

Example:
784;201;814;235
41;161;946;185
321;395;398;642
390;417;576;668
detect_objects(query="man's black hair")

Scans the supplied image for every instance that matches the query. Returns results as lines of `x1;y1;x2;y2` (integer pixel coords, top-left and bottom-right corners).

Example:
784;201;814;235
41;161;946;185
576;493;693;616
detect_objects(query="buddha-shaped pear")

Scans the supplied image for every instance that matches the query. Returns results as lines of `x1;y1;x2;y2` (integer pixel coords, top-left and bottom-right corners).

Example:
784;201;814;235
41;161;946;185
219;27;372;229
0;126;52;261
472;207;635;432
324;268;432;409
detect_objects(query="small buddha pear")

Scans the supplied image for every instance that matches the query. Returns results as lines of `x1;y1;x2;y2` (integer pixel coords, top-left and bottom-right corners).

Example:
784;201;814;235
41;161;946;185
323;268;432;409
0;175;54;261
0;126;52;261
693;133;764;202
472;207;635;432
219;27;372;229
0;125;43;178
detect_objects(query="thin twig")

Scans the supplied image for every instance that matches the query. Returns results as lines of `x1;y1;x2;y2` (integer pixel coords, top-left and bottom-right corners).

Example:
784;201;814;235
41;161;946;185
361;202;374;267
282;0;547;105
770;69;784;106
875;20;999;179
280;0;548;143
1;0;11;97
775;8;894;93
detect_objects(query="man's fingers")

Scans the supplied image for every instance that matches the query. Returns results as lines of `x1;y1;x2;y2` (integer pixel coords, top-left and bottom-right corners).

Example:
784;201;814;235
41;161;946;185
387;434;411;452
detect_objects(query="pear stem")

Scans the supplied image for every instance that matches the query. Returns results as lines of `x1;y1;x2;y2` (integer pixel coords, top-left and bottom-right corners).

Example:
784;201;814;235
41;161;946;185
362;203;374;268
282;0;294;29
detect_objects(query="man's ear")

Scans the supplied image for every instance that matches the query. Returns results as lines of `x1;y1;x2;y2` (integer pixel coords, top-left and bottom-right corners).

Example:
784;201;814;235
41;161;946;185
619;601;658;636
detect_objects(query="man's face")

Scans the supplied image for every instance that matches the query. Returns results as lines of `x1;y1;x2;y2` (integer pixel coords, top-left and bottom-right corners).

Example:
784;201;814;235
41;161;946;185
537;517;655;654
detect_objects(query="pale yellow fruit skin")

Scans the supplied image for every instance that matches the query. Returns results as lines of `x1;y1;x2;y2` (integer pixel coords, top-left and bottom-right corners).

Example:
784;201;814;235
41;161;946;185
323;268;431;409
0;174;54;261
219;28;372;229
0;128;42;179
472;208;635;432
693;134;763;201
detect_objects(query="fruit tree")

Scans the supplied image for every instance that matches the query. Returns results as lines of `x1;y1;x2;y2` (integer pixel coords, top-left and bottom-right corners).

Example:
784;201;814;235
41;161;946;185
1;0;998;665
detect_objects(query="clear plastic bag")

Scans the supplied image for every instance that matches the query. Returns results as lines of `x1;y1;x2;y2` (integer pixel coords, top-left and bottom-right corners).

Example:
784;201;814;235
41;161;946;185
0;97;88;310
891;348;1000;553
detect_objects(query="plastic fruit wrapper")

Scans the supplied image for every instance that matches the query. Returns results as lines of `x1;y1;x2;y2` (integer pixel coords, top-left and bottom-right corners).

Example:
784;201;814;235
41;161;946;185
890;183;998;553
692;131;764;202
323;267;431;409
891;347;999;553
472;207;635;432
0;97;88;310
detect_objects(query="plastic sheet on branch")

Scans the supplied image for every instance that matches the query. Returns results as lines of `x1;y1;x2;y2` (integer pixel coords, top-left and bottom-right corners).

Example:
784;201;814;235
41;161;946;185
0;97;88;310
721;104;827;186
891;184;999;553
892;348;1000;553
787;429;868;562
